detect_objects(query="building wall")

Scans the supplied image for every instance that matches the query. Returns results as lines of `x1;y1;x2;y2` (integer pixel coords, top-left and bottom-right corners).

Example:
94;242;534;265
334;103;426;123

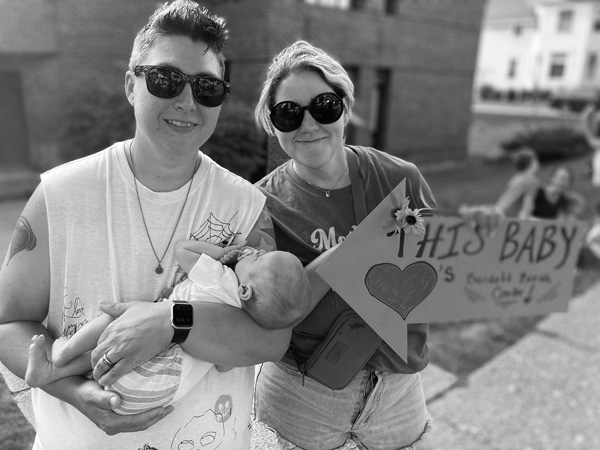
475;0;600;99
534;1;599;90
40;0;159;168
2;0;484;171
1;0;160;170
215;0;485;165
0;0;59;168
475;23;536;92
389;0;484;163
0;0;57;54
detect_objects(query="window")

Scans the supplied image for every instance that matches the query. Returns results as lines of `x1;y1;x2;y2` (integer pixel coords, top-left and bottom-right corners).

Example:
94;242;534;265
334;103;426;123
304;0;350;9
507;59;518;79
587;53;598;79
557;10;573;32
549;53;567;78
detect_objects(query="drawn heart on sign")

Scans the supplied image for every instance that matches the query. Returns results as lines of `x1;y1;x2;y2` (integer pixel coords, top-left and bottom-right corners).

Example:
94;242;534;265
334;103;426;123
365;262;437;320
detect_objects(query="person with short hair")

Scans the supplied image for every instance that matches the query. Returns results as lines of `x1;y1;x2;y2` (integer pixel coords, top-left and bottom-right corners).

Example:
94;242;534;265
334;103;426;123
0;2;291;448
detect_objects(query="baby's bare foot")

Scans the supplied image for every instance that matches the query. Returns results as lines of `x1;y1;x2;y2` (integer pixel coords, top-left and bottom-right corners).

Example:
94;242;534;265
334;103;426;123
25;335;54;388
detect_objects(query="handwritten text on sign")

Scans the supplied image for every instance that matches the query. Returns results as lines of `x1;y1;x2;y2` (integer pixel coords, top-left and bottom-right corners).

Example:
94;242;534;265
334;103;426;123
317;180;586;361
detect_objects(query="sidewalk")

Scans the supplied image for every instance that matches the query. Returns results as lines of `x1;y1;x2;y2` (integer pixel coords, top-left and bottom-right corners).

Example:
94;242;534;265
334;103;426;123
423;280;600;449
1;196;599;449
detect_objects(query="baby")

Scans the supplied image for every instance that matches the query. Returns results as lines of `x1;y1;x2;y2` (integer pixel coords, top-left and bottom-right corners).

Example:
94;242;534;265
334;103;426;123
25;240;312;414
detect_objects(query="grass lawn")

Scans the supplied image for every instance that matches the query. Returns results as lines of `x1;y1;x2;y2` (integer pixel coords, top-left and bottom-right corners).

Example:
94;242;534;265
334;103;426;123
0;150;598;449
0;387;34;450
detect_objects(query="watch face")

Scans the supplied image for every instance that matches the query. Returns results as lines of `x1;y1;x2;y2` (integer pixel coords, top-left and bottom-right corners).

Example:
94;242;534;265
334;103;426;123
172;303;194;328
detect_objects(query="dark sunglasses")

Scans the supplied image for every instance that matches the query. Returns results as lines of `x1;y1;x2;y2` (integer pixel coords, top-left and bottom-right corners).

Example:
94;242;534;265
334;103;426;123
134;65;230;107
270;92;344;132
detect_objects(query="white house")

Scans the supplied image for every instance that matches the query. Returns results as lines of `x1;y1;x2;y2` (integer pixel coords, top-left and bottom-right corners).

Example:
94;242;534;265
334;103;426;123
475;0;600;100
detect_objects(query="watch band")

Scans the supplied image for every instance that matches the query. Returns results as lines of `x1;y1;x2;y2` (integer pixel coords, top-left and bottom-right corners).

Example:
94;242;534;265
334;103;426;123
172;327;191;344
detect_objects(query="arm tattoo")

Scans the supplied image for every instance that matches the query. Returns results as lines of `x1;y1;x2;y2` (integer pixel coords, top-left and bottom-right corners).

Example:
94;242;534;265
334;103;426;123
7;216;37;265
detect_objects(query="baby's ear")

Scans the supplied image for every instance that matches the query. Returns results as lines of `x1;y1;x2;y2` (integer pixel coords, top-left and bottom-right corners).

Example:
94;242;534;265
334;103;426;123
238;284;253;301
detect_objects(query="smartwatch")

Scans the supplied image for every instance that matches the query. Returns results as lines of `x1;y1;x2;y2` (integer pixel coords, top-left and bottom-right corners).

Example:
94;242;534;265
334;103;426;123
171;300;194;344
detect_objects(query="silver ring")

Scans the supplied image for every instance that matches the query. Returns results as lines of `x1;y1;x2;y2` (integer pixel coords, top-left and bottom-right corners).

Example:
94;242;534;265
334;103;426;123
100;354;116;367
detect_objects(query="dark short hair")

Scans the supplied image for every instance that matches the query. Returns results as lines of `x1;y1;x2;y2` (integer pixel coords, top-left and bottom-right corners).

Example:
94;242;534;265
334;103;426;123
129;0;228;76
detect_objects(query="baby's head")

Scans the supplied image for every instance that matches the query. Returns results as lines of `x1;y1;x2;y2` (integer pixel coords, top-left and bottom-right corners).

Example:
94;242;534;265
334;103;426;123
234;249;312;329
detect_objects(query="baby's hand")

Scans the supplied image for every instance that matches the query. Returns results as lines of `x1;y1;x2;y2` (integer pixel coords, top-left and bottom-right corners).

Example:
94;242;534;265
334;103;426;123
220;241;248;265
458;204;504;238
222;240;247;254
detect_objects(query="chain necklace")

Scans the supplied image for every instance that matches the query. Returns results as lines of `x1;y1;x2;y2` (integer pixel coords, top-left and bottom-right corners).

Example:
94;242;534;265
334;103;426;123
292;161;349;198
128;142;199;274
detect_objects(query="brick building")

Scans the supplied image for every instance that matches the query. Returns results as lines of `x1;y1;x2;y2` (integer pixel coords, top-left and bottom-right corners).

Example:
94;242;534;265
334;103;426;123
0;0;485;175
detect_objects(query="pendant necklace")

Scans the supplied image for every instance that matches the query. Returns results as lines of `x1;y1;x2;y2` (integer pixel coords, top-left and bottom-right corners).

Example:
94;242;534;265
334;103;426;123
292;161;348;198
128;142;199;274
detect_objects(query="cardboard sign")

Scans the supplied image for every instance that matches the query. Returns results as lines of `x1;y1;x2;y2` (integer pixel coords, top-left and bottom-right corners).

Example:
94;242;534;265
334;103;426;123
317;179;587;361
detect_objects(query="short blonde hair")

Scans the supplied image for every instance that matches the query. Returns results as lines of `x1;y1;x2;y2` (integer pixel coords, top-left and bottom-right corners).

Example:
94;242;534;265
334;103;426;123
255;40;355;136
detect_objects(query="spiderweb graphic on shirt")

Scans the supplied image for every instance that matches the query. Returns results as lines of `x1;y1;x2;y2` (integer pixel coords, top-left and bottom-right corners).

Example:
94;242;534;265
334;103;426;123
190;212;240;246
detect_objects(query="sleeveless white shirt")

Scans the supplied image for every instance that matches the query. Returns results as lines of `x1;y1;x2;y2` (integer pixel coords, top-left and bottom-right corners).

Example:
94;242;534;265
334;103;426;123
32;141;265;450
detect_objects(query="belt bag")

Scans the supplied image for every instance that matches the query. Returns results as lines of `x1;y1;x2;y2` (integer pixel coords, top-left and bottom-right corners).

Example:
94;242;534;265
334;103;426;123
305;310;381;390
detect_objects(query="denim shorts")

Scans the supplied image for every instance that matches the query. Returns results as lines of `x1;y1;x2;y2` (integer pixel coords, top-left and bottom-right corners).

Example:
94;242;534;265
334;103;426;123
254;362;432;450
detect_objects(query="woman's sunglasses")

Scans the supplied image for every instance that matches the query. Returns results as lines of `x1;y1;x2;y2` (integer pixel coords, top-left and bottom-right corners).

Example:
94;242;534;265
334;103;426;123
270;92;344;132
133;65;230;107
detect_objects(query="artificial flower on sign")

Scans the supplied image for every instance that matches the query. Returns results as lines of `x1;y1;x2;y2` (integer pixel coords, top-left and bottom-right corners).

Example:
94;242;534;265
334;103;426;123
383;194;426;237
